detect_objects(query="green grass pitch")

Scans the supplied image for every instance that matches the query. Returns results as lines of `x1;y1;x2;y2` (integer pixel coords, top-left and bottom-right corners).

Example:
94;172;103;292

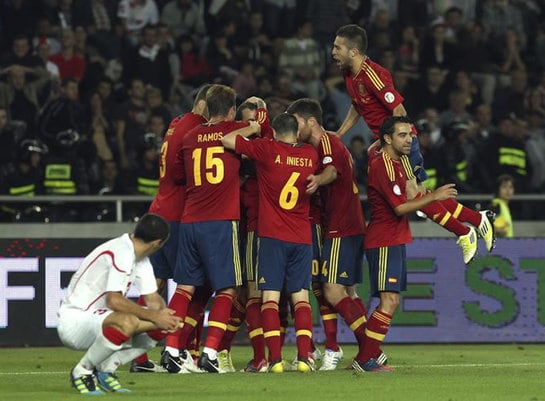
1;344;543;401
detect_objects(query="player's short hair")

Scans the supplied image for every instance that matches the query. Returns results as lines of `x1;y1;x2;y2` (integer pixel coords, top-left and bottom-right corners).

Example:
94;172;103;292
336;24;368;53
379;116;412;145
286;98;323;125
134;213;169;243
235;100;258;120
206;84;237;117
271;113;298;137
194;84;213;106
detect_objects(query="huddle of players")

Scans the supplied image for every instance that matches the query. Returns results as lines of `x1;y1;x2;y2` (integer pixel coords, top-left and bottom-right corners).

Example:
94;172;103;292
134;82;387;374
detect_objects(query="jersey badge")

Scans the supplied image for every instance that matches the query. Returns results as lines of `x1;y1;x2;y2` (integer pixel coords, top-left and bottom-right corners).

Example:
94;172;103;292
322;156;333;165
393;184;401;196
384;92;395;103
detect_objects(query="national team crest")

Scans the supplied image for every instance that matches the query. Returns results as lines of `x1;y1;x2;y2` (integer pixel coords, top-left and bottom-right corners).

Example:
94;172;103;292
358;83;367;96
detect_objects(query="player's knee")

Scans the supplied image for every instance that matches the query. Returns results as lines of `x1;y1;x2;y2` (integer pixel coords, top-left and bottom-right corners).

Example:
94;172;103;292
323;283;345;306
107;313;140;336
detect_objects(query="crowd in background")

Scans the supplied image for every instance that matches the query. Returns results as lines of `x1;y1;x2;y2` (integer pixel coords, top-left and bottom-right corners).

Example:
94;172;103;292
0;0;544;222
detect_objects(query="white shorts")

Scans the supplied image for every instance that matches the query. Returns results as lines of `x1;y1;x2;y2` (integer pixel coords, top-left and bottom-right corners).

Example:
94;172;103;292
57;305;113;350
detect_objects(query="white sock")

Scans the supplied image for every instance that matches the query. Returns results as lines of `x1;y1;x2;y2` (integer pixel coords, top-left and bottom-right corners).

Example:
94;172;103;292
77;330;124;374
203;347;217;360
98;334;157;372
164;346;179;357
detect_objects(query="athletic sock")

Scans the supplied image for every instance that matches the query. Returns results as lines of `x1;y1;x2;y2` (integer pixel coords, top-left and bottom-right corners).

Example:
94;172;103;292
261;300;282;362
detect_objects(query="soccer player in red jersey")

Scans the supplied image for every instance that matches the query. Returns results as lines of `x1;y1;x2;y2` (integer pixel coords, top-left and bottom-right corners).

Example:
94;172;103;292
286;98;369;368
131;84;211;374
171;84;260;373
355;116;458;371
222;111;319;373
332;24;495;265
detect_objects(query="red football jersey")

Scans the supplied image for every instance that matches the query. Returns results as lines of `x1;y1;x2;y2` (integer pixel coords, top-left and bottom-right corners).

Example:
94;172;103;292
149;112;206;221
317;132;366;238
235;136;318;244
178;120;249;223
365;152;412;249
343;58;404;137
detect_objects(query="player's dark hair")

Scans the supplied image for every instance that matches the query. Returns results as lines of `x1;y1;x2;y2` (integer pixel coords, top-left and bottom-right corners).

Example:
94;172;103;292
134;213;169;243
379;116;412;145
206;84;237;117
336;24;368;53
286;98;323;125
271;113;298;138
235;100;258;120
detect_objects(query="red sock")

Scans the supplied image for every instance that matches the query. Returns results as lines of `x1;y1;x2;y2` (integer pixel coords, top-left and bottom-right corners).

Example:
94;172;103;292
164;288;192;349
357;309;392;363
421;201;470;236
218;294;245;351
293;301;313;360
246;297;266;361
203;292;234;350
102;327;130;345
313;287;339;352
440;198;482;227
334;296;366;346
353;296;368;316
261;300;281;362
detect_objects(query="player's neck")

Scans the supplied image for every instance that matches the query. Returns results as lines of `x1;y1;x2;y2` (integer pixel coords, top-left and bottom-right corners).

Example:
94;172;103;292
384;147;401;161
310;127;326;147
351;55;366;75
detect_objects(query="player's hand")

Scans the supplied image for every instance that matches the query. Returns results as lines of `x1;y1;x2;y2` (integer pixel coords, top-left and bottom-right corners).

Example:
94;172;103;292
249;119;262;135
432;183;457;201
154;308;182;332
306;174;320;195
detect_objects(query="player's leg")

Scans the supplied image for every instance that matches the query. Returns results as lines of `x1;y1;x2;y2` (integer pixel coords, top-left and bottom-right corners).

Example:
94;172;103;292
287;242;315;373
198;220;243;373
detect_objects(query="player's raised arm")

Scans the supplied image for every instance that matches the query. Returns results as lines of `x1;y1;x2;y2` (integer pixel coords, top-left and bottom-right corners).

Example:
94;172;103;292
221;120;261;150
336;103;360;137
393;183;457;216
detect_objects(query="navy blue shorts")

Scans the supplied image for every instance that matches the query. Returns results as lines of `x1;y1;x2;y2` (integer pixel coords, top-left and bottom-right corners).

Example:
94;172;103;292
311;224;323;283
150;221;180;280
365;245;407;297
256;237;312;293
401;136;428;183
175;220;243;291
321;235;364;286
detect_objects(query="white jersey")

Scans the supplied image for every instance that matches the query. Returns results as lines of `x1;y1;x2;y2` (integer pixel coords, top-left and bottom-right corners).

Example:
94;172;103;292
61;234;157;312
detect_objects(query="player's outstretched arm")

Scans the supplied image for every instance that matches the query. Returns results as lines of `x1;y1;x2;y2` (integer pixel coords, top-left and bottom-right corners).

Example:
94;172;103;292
306;165;337;194
221;121;261;150
336;104;360;137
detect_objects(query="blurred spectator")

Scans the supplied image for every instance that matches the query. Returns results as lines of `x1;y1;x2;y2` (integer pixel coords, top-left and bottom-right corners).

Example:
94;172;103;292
456;21;497;105
449;70;483;113
306;0;350;45
492;69;527;122
0;64;50;131
38;77;86;146
415;118;441;191
160;0;206;43
176;35;211;88
277;21;324;100
0;138;48;221
438;89;472;131
523;87;545;119
396;25;420;74
49;28;86;81
261;0;297;38
367;8;398;56
73;0;120;61
32;17;62;55
34;37;60;82
404;65;449;117
113;78;149;170
87;91;114;162
125;24;171;99
146;86;172;126
117;0;160;45
488;174;515;238
419;21;459;73
232;60;257;100
473;103;496;144
0;106;28;165
43;0;76;33
494;29;526;77
0;1;39;49
1;34;43;68
525;111;545;193
480;115;529;194
147;113;167;139
236;12;273;64
441;6;467;44
205;30;238;82
481;0;526;51
431;0;477;24
265;96;290;120
436;121;476;193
